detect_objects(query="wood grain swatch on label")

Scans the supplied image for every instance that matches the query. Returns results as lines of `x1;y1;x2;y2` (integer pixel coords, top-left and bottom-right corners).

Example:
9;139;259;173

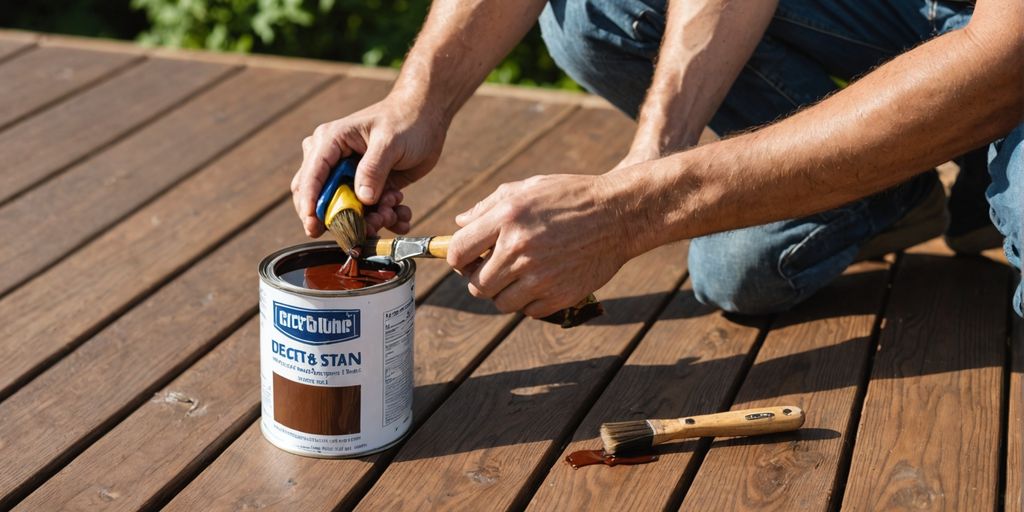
272;372;360;435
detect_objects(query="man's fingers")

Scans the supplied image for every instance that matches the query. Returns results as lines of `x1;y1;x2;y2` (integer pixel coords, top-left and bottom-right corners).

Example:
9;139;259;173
522;299;562;319
466;243;516;299
395;205;412;223
455;183;513;227
492;279;535;314
448;219;500;270
355;140;401;205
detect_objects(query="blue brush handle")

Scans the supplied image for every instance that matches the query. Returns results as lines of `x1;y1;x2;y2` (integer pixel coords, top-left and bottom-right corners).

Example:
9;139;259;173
315;155;360;224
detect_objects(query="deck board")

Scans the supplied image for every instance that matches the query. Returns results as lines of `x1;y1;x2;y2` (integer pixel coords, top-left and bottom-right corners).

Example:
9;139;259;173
681;262;889;511
0;57;232;204
840;253;1008;511
526;279;766;511
0;46;139;130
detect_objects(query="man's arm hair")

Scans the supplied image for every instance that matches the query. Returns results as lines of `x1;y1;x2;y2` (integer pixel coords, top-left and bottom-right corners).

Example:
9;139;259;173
607;0;1024;256
392;0;549;124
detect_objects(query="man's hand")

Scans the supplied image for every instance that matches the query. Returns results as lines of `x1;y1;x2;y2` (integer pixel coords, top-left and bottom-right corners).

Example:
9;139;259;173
447;174;633;318
290;97;448;237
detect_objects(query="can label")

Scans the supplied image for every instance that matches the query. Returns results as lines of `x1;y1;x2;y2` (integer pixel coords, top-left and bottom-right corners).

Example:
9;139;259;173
259;275;414;457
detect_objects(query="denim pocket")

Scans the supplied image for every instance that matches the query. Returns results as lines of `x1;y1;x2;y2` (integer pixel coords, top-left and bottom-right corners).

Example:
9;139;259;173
631;9;665;45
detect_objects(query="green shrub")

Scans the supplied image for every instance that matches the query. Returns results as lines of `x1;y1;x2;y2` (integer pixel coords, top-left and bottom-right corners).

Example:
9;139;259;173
130;0;580;89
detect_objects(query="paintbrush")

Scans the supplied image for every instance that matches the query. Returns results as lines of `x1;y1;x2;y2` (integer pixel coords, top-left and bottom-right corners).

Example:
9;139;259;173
316;157;366;256
600;405;805;455
363;235;605;328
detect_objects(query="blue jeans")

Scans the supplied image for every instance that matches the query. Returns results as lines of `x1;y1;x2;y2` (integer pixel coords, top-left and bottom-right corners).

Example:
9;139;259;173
540;0;1023;316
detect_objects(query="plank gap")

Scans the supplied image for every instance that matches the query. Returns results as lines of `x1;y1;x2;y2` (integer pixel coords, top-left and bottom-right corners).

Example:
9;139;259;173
0;41;37;66
826;254;902;512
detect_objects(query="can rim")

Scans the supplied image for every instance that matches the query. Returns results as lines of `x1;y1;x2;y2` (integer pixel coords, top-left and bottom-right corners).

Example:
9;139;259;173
259;241;415;297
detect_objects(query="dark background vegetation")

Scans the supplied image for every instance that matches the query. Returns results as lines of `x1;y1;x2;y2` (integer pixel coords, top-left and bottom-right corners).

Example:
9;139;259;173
0;0;579;89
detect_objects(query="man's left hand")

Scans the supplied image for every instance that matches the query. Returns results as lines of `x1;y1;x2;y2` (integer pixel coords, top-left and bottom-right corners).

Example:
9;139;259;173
447;174;633;318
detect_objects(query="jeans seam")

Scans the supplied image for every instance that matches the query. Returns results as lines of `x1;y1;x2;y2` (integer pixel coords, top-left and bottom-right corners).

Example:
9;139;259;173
772;14;893;55
777;205;862;290
744;64;799;108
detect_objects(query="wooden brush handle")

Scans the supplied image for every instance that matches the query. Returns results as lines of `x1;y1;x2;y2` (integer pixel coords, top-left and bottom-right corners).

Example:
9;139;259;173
424;235;451;259
652;406;804;445
367;236;450;259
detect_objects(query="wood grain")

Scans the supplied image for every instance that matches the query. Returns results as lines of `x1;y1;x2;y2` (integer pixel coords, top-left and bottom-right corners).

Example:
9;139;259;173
0;67;323;297
351;238;686;511
840;254;1008;511
9;87;563;511
0;46;139;130
1009;316;1022;512
681;262;890;512
0;202;307;509
14;318;262;511
163;109;622;512
527;279;766;511
0;71;350;399
0;57;233;204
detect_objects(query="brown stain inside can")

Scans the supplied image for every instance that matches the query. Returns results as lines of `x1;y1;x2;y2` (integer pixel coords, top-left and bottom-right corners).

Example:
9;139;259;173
303;258;397;290
272;372;361;435
564;449;658;469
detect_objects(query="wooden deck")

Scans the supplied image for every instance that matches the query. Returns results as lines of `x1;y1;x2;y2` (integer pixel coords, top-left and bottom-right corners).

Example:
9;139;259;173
0;30;1020;511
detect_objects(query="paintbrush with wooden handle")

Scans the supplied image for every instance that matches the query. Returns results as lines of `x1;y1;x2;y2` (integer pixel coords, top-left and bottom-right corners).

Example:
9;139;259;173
600;406;805;454
362;235;604;328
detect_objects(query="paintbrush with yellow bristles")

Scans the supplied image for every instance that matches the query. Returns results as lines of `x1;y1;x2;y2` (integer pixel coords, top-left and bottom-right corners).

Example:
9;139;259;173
316;156;366;256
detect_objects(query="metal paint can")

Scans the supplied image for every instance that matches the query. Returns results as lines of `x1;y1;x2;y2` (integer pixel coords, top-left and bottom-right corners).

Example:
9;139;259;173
258;241;415;458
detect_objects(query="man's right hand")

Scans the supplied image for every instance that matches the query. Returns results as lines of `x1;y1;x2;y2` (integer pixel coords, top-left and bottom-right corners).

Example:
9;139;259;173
290;96;449;238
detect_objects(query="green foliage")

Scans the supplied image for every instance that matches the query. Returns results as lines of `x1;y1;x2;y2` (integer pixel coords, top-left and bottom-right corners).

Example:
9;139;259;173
129;0;579;89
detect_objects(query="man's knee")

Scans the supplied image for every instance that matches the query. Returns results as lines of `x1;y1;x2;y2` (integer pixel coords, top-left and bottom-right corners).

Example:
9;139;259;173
539;0;659;89
688;232;802;315
539;1;608;85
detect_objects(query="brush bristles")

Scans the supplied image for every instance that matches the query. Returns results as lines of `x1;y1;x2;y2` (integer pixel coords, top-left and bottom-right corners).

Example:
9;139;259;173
600;420;656;455
326;208;366;255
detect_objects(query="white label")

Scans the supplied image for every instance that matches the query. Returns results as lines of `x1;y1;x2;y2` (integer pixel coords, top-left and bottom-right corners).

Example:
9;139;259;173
259;277;414;457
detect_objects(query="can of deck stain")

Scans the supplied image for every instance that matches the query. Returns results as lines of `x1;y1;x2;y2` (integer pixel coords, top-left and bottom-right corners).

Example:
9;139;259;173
258;241;415;458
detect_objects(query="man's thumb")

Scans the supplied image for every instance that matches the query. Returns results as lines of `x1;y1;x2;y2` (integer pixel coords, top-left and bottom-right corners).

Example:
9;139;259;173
355;143;398;205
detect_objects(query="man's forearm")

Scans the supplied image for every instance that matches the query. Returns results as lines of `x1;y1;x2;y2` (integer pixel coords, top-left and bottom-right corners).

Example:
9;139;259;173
632;0;777;156
391;0;548;123
610;2;1024;255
